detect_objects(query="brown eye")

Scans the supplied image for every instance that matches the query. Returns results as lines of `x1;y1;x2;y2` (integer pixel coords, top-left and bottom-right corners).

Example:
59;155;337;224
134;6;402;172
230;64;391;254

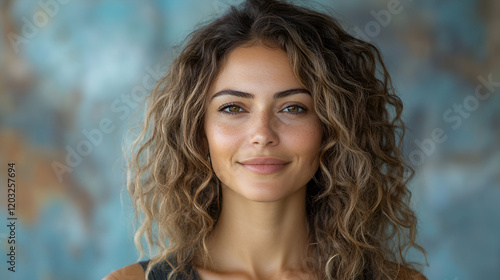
228;106;241;112
283;105;305;114
220;105;244;114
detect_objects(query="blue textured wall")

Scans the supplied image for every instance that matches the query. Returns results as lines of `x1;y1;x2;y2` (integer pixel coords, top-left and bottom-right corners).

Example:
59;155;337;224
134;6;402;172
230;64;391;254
0;0;498;279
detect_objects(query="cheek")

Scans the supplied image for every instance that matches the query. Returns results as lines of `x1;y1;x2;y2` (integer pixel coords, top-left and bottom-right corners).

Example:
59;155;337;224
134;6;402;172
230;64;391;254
207;123;242;150
286;122;322;157
205;121;244;171
205;123;244;184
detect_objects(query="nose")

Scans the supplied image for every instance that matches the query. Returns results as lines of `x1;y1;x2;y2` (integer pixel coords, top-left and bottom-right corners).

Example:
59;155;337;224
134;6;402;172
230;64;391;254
249;111;279;147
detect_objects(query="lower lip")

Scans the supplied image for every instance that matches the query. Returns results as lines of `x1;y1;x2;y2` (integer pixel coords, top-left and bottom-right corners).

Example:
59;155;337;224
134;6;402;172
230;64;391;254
239;163;288;174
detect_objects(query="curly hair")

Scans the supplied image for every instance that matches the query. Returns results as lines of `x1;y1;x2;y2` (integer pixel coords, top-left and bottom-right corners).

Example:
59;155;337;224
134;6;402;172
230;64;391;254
126;0;426;279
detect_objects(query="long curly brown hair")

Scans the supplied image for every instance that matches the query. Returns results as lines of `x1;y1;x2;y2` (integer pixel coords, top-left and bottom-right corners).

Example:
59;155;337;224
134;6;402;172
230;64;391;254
126;0;426;279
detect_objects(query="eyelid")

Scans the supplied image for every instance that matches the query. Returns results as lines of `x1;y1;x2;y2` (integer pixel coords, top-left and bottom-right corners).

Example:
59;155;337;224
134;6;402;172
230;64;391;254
281;103;308;114
218;102;246;114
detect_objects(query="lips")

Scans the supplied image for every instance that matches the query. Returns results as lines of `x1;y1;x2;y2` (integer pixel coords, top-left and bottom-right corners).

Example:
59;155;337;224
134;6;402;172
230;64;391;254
238;157;290;174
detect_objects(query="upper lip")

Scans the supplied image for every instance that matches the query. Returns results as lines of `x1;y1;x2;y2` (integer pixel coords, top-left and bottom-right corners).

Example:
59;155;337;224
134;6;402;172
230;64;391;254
239;157;290;165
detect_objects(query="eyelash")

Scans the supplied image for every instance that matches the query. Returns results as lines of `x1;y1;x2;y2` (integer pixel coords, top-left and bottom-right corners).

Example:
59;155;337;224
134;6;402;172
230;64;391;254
218;103;307;115
218;103;244;115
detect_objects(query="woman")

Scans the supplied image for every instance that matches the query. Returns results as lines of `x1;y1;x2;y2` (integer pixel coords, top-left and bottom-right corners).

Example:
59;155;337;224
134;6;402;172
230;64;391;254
105;0;426;279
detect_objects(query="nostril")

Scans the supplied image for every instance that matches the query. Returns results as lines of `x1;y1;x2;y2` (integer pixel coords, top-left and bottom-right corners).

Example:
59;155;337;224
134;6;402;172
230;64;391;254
250;129;278;146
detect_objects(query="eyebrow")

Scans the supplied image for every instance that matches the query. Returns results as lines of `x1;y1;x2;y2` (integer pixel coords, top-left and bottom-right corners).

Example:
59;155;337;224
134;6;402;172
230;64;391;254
210;88;310;101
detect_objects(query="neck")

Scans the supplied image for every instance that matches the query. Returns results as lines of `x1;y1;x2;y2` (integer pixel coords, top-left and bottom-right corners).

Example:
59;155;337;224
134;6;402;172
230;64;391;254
202;186;310;278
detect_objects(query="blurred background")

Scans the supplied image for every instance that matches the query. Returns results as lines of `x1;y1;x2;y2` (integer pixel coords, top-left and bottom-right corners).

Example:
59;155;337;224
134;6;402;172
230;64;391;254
0;0;498;279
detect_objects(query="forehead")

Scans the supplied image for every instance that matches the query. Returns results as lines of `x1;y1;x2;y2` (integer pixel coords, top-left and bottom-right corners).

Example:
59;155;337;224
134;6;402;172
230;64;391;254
208;44;303;96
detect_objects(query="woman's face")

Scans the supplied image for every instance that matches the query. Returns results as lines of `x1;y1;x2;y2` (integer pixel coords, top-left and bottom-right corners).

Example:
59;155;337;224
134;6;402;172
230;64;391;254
204;44;322;202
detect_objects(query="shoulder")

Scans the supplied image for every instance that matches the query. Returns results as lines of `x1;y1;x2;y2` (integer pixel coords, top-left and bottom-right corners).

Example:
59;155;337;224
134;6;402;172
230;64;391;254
103;258;195;280
102;263;145;280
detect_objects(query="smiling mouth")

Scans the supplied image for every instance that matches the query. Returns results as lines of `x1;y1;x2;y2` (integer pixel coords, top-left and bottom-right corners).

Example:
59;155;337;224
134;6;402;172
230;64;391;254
238;158;290;175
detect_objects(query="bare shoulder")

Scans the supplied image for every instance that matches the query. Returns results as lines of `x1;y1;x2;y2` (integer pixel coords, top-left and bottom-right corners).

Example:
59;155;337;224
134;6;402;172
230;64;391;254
102;263;145;280
397;267;427;280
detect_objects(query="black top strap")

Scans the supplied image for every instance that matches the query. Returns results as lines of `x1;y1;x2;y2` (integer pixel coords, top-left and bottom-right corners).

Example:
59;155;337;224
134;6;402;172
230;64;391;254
138;257;200;280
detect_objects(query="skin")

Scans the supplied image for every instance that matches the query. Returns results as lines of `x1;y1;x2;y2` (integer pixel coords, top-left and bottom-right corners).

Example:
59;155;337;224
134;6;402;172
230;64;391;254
198;44;322;280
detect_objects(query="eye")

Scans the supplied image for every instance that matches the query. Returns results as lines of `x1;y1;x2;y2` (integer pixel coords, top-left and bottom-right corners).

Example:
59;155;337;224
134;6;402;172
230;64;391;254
283;105;306;114
219;104;244;114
